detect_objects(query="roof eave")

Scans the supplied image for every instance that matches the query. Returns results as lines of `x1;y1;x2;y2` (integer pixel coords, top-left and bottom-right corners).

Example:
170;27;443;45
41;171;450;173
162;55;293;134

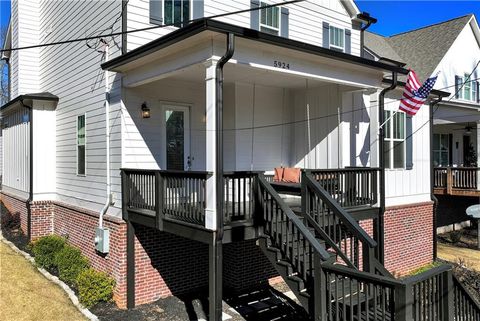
382;78;450;98
102;19;409;76
0;93;60;111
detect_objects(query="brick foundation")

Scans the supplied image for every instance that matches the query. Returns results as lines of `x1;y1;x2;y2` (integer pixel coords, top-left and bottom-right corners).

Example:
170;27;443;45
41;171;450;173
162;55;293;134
53;202;128;308
1;192;29;235
224;240;279;293
383;201;434;276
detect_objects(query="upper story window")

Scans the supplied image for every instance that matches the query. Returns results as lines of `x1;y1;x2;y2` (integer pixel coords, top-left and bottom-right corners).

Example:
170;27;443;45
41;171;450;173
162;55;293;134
150;0;200;27
384;111;406;169
164;0;190;27
329;26;345;51
77;114;86;176
456;74;479;102
260;2;280;35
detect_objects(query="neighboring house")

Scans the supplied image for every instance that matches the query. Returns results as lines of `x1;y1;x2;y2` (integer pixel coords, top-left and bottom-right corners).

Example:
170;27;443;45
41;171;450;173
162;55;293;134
2;1;479;320
365;14;480;232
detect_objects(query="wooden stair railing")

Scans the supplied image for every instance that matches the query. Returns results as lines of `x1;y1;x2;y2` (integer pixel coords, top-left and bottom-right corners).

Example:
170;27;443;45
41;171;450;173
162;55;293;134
302;171;391;277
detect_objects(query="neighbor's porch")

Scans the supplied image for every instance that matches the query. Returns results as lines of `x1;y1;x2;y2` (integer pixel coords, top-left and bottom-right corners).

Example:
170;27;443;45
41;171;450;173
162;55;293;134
433;106;480;196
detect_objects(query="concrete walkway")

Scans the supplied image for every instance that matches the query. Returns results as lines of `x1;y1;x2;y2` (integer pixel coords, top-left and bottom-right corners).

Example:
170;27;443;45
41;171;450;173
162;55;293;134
0;241;87;321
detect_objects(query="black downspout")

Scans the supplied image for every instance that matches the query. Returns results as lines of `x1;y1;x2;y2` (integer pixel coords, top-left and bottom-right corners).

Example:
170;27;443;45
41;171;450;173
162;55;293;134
378;72;397;264
20;100;33;240
6;58;10;102
430;97;442;261
209;32;234;321
360;21;372;58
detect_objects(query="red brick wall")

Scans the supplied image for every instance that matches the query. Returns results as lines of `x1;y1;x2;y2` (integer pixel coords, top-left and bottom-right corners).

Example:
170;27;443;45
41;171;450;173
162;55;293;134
224;240;279;292
384;202;434;276
133;225;209;305
53;202;128;308
30;201;54;239
1;192;29;235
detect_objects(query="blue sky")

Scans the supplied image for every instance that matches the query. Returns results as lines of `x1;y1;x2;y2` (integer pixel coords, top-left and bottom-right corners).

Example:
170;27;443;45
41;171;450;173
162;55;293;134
0;1;479;35
355;1;480;36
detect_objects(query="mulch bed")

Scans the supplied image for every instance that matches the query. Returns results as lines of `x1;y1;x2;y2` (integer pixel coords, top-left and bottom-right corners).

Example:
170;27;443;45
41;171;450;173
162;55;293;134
438;225;479;250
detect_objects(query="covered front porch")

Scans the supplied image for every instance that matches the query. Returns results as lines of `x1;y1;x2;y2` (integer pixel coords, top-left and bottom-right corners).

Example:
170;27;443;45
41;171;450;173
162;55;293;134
433;102;480;196
104;19;408;319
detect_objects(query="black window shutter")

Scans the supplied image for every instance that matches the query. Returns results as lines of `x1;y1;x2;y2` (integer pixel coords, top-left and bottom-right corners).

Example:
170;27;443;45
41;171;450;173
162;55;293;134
455;75;461;98
405;114;413;170
251;0;260;30
150;0;163;25
280;7;289;38
192;0;204;20
345;29;351;54
322;22;330;48
477;81;480;103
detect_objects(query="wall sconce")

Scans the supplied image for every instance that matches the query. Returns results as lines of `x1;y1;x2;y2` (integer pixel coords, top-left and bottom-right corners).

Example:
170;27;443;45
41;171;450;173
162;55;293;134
141;102;151;119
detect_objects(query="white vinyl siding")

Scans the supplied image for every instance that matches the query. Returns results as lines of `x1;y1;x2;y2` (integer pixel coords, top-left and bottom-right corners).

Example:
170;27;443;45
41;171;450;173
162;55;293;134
39;0;123;213
128;1;361;55
2;109;30;193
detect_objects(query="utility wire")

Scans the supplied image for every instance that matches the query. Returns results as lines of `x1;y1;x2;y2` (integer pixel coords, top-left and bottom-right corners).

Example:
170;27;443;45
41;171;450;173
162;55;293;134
0;0;306;54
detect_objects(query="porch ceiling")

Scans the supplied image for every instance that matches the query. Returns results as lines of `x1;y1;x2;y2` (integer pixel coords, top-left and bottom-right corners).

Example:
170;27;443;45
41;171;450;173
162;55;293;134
166;62;358;90
434;104;480;125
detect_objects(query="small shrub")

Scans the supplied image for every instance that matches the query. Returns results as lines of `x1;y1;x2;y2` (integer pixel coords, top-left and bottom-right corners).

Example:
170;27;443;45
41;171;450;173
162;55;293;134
450;230;462;244
0;211;20;230
32;235;67;270
54;246;89;286
77;268;115;308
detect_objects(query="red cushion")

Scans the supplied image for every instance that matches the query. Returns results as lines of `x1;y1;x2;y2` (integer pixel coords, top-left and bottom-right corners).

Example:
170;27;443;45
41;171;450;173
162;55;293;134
282;168;301;183
273;167;284;182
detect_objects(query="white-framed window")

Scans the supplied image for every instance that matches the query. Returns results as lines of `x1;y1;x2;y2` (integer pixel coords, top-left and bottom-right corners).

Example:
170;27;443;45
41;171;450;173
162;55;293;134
329;26;345;51
77;114;86;176
164;0;190;27
384;111;406;169
457;73;478;102
260;1;280;35
433;133;449;167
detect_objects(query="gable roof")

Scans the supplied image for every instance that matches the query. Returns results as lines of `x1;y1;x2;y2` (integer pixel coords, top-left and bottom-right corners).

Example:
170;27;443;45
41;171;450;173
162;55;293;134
365;14;475;82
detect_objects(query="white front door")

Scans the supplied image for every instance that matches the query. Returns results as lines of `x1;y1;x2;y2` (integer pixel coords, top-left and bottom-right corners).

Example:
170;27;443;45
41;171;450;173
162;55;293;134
162;104;190;171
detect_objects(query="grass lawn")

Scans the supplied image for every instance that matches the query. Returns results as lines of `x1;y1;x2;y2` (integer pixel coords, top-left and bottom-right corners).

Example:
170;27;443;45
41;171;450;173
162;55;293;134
437;242;480;271
0;241;87;321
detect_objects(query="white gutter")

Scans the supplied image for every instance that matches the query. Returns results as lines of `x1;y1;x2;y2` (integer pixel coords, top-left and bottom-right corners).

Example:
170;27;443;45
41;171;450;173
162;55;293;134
95;41;111;253
100;43;111;229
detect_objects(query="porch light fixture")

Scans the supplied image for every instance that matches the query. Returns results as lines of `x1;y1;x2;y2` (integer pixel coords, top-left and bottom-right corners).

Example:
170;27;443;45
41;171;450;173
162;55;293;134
465;123;472;135
141;102;150;119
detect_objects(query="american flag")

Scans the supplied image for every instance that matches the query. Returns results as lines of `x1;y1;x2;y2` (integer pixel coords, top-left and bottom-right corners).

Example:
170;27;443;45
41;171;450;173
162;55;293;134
399;70;438;116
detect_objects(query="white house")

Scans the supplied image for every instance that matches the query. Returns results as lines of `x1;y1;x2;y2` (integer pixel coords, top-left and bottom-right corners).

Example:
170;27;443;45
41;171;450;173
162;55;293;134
2;1;478;320
365;14;480;232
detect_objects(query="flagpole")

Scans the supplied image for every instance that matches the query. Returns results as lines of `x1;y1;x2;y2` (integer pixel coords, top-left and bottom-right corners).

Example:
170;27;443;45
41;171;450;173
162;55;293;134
378;109;399;129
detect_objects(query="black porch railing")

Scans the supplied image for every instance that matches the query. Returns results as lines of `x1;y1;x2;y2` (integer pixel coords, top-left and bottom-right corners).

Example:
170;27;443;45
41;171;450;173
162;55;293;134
302;171;391;278
223;171;259;223
122;169;260;227
453;274;480;321
122;169;211;227
434;167;480;195
308;168;379;208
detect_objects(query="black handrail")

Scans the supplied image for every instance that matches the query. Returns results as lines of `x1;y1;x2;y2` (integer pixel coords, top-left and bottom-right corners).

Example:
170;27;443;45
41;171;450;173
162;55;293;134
453;274;480;318
257;175;331;261
304;172;377;248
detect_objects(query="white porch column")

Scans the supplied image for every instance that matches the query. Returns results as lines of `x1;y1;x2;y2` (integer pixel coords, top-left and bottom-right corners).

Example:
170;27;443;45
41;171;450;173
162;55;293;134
205;59;218;230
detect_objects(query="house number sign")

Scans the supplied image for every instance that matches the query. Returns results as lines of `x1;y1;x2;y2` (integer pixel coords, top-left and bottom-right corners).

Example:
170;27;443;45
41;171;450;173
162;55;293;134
273;60;290;69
